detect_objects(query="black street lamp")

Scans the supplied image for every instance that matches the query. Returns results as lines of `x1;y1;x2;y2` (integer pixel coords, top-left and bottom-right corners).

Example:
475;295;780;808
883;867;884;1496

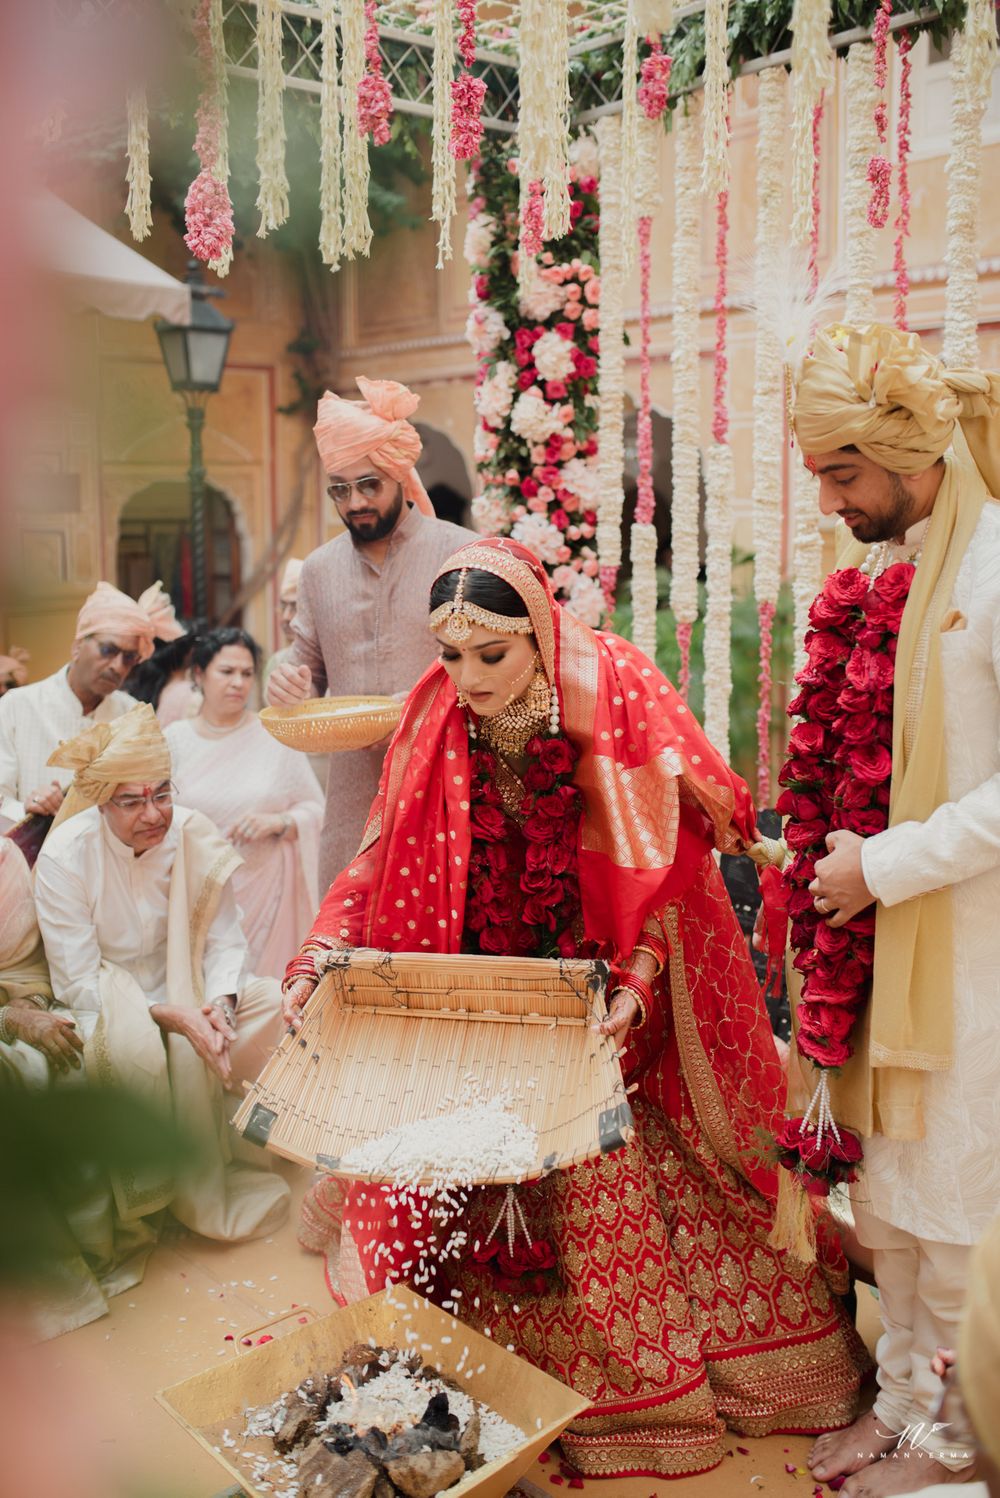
155;260;234;620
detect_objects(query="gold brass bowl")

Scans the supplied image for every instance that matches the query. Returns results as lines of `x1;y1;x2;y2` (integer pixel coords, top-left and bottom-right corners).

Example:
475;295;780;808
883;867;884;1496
259;695;401;753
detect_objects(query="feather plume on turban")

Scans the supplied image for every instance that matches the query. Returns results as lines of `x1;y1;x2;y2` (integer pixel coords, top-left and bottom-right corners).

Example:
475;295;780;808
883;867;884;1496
74;580;182;663
48;703;172;830
793;323;1000;482
313;376;435;517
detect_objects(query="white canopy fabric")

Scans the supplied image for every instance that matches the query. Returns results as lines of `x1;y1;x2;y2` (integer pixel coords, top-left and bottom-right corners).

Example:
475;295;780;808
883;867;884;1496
33;193;191;324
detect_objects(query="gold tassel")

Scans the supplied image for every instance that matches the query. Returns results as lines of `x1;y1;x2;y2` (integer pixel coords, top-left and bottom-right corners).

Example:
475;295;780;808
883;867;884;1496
768;1168;818;1263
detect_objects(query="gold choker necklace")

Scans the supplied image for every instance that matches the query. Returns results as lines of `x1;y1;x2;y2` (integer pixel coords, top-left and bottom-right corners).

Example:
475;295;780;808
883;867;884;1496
478;669;551;759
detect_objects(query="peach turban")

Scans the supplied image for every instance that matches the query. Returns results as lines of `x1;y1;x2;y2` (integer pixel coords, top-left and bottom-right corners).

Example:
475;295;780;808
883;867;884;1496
280;557;303;598
793;323;1000;482
74;580;183;663
313;376;435;517
48;703;172;829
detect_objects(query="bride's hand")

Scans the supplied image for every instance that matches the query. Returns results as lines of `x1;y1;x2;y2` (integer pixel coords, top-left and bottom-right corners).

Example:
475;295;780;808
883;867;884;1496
282;975;317;1032
594;989;640;1050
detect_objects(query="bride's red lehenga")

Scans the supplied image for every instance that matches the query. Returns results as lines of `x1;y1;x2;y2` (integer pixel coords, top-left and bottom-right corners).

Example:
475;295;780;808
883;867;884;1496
289;539;870;1479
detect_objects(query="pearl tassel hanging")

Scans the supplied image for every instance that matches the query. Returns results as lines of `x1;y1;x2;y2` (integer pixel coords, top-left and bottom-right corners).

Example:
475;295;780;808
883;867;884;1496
595;114;627;620
125;87;152;242
844;43;878;325
750;68;787;807
669;106;702;700
319;0;343;270
431;0;457;267
255;0;290;235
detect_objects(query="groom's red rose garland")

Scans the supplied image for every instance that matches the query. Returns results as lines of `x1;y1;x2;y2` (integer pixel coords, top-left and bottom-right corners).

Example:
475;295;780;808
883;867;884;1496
775;560;915;1195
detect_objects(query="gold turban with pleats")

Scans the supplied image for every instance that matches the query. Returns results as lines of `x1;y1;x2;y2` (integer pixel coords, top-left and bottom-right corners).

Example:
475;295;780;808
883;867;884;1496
48;703;172;829
793;323;1000;476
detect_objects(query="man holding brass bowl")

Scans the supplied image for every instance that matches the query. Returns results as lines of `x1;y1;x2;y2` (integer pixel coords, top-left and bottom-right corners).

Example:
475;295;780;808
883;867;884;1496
266;377;475;890
282;538;872;1483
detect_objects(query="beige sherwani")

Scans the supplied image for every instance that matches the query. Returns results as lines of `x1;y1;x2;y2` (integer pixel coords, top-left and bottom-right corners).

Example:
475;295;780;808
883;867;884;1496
289;502;475;892
850;501;1000;1467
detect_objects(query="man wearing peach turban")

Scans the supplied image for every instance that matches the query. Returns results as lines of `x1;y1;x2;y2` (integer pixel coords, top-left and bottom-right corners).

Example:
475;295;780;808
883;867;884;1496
268;377;476;889
0;580;181;826
789;324;1000;1496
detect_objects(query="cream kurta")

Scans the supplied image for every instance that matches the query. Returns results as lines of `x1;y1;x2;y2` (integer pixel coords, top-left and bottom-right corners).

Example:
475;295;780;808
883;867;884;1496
289;502;475;892
858;501;1000;1245
0;668;135;822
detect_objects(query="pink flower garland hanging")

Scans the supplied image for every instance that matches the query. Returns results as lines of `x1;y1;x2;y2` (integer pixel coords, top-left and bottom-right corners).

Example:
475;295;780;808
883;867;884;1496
638;36;672;121
635;30;671;533
866;0;893;228
451;0;486;160
357;0;392;146
893;30;913;330
184;0;234;264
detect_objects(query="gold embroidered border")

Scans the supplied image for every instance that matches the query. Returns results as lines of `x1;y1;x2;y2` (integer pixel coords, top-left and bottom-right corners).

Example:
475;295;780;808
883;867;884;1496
664;907;743;1172
708;1323;866;1435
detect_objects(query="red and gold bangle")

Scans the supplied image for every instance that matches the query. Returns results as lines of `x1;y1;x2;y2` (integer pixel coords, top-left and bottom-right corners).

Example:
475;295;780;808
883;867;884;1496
631;942;665;978
610;972;653;1029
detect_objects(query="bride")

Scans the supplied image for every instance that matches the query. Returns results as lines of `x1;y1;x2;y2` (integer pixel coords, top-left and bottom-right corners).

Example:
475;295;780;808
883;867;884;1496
282;537;869;1480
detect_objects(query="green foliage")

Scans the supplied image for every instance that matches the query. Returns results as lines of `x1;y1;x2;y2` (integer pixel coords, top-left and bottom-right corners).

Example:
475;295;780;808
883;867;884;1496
612;562;795;791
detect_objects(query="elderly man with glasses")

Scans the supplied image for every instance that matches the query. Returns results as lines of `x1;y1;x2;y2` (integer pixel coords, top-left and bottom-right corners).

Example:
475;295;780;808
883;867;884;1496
32;704;289;1246
267;377;475;891
0;580;181;826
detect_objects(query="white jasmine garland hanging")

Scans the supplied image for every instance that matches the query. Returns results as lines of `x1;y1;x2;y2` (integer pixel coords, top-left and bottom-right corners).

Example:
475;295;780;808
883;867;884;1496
943;0;998;369
700;0;730;197
319;0;343;270
125;87;152;242
792;464;823;675
669;106;702;699
340;0;374;258
594;115;627;617
516;0;570;282
788;0;833;245
255;0;289;235
702;442;733;761
629;114;664;663
431;0;457;267
844;43;878;325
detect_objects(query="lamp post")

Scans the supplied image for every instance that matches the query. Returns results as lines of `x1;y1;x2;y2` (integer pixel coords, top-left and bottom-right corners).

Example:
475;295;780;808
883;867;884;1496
155;260;234;620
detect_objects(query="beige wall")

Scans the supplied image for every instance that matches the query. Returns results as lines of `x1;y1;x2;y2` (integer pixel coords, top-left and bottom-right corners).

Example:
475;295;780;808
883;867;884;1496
4;33;999;681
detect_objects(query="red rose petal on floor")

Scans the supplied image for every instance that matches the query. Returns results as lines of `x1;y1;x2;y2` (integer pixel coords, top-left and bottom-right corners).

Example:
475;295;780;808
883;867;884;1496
538;1451;551;1464
223;1334;234;1342
786;1463;798;1473
568;1481;584;1490
256;1334;273;1344
550;1477;564;1486
827;1480;846;1492
240;1337;251;1346
298;1316;308;1323
737;1446;750;1455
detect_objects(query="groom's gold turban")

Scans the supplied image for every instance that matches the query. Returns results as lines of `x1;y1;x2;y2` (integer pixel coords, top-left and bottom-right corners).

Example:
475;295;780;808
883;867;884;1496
48;703;171;829
793;323;1000;477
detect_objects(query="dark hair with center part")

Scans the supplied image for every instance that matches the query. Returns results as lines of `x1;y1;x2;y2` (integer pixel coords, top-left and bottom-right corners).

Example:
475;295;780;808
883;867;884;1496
191;626;262;672
428;568;527;619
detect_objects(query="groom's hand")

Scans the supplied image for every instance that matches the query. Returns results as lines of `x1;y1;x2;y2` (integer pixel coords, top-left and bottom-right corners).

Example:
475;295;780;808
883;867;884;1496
809;829;875;927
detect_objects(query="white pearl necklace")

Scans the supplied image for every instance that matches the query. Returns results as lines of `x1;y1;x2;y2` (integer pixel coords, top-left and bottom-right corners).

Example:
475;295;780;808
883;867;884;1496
858;516;932;584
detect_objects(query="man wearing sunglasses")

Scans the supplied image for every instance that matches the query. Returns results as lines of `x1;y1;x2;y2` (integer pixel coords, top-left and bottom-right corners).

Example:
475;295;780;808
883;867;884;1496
0;580;179;826
267;377;476;890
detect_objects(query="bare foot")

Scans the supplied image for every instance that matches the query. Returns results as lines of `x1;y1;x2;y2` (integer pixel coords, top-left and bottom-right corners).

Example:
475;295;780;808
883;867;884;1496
809;1407;899;1481
841;1445;975;1496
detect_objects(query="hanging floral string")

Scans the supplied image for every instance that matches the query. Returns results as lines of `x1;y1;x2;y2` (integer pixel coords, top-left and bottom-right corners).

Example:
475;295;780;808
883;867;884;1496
185;0;235;266
751;69;786;808
808;97;824;293
451;0;486;161
619;0;640;257
255;0;289;236
669;105;702;700
125;87;152;242
700;0;730;198
341;0;374;258
892;31;913;330
865;0;893;229
630;113;665;661
357;0;392;145
844;42;878;325
516;0;571;286
639;35;672;119
943;0;998;368
319;0;342;270
702;171;733;761
789;0;833;246
595;115;626;619
431;0;457;265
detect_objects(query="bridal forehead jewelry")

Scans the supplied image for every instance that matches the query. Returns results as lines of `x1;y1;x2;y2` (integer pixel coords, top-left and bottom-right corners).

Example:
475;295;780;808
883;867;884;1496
428;567;533;644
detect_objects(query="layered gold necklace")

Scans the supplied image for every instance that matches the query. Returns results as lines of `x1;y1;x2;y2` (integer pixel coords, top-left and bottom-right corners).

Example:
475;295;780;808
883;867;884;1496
477;667;551;760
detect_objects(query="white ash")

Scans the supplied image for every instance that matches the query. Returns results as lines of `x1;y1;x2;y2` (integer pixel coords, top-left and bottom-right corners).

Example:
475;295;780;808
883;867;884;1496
341;1091;537;1191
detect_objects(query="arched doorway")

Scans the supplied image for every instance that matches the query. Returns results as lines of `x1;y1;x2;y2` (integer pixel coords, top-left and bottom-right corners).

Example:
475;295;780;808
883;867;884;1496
415;424;472;527
117;482;243;626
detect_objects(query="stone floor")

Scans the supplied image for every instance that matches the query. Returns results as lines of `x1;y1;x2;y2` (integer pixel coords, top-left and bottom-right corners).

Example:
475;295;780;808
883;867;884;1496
45;1161;880;1498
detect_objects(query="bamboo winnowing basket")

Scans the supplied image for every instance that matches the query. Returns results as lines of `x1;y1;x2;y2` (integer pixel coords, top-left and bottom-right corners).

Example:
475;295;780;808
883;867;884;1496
157;1288;590;1498
233;949;633;1186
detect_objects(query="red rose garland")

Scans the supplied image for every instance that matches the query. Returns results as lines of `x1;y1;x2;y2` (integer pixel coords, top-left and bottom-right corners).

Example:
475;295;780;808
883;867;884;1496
465;732;582;962
775;560;915;1194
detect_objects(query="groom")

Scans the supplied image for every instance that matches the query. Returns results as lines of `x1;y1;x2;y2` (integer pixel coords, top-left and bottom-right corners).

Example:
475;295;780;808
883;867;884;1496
790;323;1000;1497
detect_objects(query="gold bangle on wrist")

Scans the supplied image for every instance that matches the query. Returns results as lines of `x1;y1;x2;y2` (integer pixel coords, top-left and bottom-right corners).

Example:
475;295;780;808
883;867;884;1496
610;985;648;1029
631;943;665;978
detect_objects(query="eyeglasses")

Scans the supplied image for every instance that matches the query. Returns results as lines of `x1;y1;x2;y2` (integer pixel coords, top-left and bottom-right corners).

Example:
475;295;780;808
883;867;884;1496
108;782;177;814
93;639;142;670
326;474;386;506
